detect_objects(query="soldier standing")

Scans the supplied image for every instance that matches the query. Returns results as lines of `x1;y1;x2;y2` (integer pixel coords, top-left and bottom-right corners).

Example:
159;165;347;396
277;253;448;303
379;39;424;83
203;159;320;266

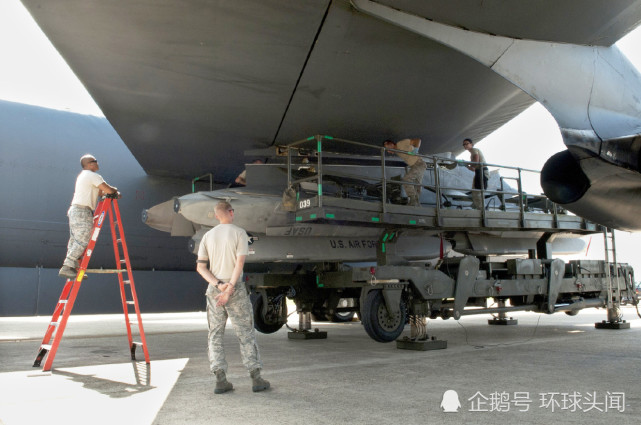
196;201;270;394
382;138;426;206
462;138;489;209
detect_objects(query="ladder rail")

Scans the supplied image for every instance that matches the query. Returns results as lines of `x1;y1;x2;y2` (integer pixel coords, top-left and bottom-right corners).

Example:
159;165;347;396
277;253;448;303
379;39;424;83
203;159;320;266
110;200;150;362
610;229;623;307
114;200;150;363
109;206;135;350
34;197;150;370
38;199;111;370
38;281;73;346
603;227;623;312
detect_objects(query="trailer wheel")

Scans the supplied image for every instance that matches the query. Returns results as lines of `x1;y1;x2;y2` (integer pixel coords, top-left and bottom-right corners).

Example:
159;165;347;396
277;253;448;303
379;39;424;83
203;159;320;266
251;293;287;334
331;311;356;322
331;298;357;322
361;290;406;342
312;309;355;322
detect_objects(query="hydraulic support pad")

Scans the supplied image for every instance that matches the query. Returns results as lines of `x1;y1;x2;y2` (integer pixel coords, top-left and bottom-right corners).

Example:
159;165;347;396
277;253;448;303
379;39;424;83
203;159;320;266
594;320;630;330
288;329;329;339
488;301;518;325
488;317;518;325
396;336;447;351
288;311;328;339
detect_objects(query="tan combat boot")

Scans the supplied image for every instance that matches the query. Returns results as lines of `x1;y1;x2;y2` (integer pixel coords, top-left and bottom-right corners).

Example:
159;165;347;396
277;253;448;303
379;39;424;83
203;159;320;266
214;370;233;394
250;369;270;392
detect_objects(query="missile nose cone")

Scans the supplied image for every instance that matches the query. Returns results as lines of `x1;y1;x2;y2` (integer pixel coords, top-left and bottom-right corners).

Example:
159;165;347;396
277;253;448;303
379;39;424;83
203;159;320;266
174;198;181;213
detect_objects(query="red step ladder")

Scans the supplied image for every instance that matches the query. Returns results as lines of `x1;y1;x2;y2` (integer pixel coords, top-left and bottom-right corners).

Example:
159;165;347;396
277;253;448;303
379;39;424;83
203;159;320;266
33;196;150;371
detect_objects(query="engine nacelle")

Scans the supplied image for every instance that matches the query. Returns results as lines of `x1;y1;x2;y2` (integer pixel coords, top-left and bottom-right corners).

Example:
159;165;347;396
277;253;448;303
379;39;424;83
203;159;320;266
541;148;641;231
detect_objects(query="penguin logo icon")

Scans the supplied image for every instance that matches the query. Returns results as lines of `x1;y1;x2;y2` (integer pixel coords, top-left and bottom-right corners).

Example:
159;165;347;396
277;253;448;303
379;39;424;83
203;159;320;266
440;390;461;412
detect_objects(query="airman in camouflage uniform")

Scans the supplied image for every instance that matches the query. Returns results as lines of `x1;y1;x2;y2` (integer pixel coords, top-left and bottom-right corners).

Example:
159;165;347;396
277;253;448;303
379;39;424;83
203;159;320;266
59;154;120;279
196;201;270;394
383;138;426;206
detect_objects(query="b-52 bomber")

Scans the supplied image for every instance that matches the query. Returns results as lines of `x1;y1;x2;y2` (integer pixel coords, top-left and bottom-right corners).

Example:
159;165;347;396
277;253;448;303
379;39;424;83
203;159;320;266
18;1;641;331
144;137;638;346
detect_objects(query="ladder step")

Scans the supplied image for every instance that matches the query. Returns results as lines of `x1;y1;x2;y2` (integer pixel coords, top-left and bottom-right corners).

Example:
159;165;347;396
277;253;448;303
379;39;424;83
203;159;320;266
124;280;131;285
50;321;59;326
41;344;52;350
85;269;126;274
126;301;135;305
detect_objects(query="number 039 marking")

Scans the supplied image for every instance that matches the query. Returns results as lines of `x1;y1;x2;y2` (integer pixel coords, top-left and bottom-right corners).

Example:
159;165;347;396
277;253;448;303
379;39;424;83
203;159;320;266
299;199;311;209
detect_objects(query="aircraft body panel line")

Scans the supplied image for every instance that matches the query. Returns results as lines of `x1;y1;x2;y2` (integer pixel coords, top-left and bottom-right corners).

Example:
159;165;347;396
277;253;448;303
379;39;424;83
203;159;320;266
271;1;333;145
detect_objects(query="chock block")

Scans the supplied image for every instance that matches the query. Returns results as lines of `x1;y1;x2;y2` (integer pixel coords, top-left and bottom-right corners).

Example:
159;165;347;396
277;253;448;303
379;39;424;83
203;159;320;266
396;336;447;351
288;329;328;340
488;318;518;326
594;320;630;330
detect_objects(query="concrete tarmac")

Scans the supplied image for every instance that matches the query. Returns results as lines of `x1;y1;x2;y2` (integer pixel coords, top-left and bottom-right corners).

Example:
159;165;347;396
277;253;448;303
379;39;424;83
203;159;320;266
1;306;640;425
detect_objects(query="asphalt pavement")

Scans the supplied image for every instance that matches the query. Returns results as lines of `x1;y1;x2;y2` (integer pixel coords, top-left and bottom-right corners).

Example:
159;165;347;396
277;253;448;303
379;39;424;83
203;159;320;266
1;306;640;425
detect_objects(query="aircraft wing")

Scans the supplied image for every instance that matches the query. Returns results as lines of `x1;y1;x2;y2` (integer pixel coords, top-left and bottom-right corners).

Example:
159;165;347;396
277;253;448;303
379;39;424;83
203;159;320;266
20;0;641;182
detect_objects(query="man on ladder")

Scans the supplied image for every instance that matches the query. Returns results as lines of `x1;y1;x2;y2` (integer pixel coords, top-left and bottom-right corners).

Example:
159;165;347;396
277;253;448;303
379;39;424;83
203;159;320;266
35;155;149;371
59;154;120;279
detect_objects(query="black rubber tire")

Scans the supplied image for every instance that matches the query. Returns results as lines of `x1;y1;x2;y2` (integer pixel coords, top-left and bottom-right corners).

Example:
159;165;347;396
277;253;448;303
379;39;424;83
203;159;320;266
360;290;406;342
330;311;356;322
251;294;287;334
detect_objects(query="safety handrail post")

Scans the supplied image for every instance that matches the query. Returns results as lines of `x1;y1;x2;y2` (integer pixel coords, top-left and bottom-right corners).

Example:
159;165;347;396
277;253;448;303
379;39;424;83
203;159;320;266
480;172;487;224
191;173;213;193
517;168;525;226
499;177;506;210
316;135;323;209
380;147;387;213
287;145;292;187
433;157;442;226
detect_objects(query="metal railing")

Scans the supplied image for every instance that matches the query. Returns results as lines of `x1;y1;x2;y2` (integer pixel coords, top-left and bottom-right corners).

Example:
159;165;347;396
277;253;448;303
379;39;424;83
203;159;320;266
283;135;562;224
192;173;213;193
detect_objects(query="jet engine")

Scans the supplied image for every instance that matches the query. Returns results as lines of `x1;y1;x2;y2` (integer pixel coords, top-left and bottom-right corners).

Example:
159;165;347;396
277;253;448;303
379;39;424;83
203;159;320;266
541;143;641;231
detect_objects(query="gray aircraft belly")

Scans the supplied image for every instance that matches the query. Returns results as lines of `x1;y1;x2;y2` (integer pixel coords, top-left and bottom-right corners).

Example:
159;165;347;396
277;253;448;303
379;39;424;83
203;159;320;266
20;1;641;182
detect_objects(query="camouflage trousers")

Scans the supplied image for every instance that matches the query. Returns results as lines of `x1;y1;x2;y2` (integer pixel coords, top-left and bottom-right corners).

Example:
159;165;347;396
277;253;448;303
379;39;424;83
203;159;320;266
472;167;489;209
206;281;262;374
403;159;427;206
63;205;94;268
